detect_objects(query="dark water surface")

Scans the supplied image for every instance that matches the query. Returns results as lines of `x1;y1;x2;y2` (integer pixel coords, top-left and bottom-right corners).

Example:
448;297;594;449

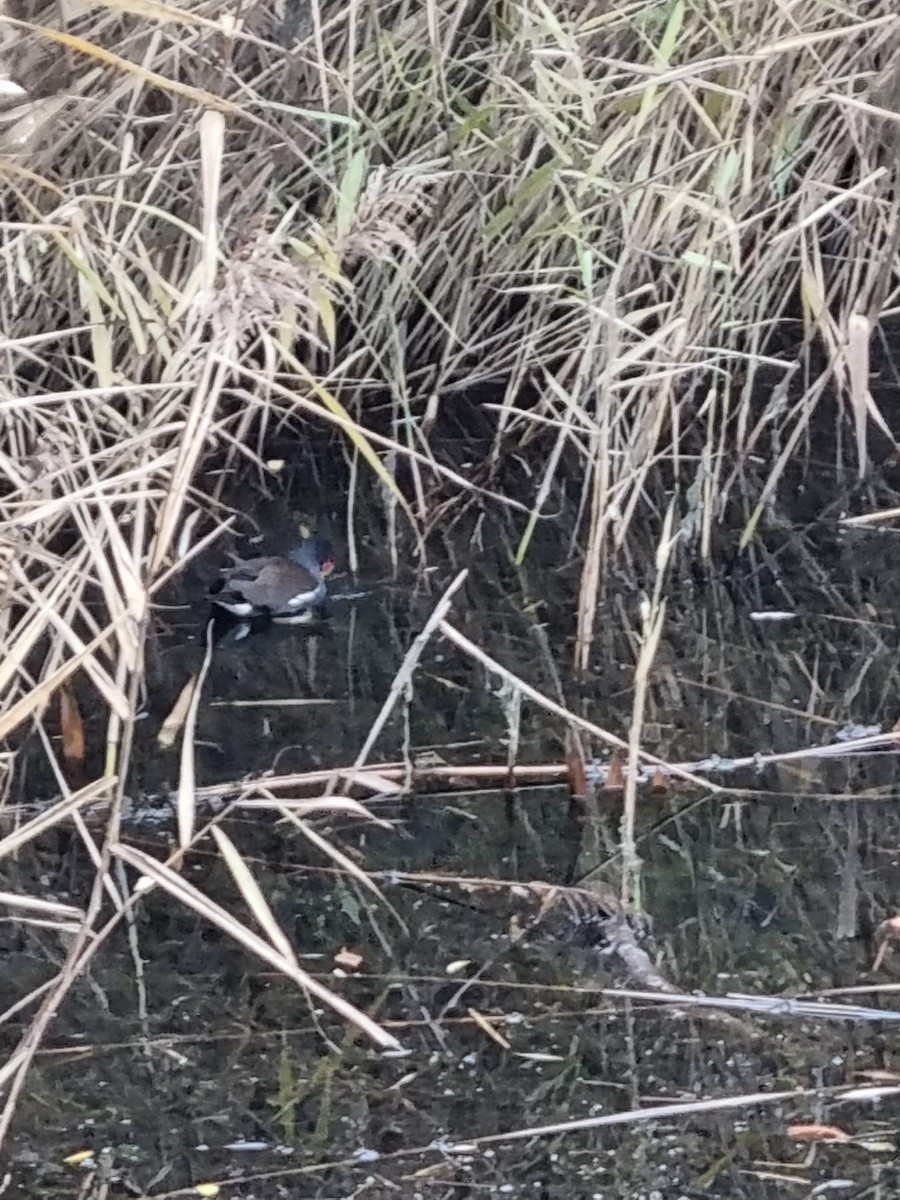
4;459;900;1199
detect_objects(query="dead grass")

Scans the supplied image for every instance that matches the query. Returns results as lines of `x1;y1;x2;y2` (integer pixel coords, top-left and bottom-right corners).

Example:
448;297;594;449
2;0;900;1151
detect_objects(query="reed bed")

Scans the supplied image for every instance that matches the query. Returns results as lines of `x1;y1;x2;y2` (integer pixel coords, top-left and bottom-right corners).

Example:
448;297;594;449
1;0;900;1151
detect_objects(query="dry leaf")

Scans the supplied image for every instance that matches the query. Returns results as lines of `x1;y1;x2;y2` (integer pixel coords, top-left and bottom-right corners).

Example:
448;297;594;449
158;676;195;748
334;947;364;972
63;1149;95;1165
786;1123;850;1142
59;680;85;783
606;751;625;790
649;767;669;794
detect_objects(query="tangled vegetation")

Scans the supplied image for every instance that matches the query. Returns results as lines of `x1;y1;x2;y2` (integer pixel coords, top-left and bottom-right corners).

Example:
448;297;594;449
2;0;899;1164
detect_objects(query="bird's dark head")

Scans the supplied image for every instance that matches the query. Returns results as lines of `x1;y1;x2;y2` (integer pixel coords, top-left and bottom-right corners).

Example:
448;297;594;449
290;529;334;578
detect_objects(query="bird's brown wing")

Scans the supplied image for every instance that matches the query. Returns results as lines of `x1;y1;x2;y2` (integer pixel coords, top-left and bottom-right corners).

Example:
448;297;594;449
221;554;278;575
218;558;315;611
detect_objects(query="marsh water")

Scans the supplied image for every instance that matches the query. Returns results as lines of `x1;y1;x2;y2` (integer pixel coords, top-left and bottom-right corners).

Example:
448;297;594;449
5;442;900;1199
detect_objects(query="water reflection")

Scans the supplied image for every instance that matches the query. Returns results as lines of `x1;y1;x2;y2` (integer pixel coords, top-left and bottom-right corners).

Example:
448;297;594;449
5;475;900;1197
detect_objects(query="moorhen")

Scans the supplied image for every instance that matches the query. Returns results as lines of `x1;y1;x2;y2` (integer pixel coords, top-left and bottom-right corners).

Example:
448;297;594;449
210;533;334;621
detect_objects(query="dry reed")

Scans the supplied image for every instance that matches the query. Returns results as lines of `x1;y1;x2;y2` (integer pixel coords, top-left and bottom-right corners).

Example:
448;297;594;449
2;0;899;1148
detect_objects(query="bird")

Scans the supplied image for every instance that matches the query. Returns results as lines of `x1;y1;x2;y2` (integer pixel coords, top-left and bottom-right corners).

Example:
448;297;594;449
210;532;334;621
